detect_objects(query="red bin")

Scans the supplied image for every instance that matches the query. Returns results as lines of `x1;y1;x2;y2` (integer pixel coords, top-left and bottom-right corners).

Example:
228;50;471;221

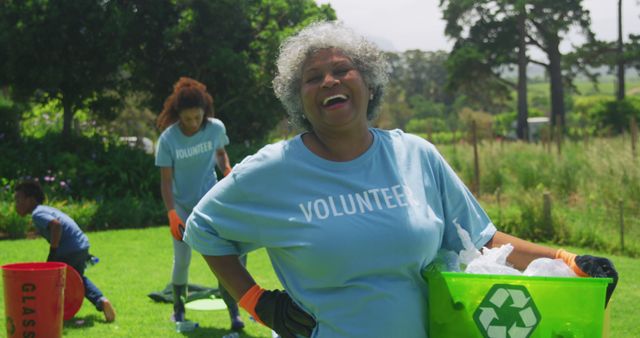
2;262;66;338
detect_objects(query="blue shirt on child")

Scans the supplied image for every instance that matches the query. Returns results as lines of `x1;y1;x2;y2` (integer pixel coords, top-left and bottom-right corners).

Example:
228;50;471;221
32;205;90;256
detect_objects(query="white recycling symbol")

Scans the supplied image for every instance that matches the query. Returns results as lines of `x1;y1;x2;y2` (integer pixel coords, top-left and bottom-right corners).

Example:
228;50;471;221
473;284;541;338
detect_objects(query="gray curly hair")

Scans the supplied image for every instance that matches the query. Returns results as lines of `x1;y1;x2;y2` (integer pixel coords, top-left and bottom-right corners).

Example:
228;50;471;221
272;21;390;131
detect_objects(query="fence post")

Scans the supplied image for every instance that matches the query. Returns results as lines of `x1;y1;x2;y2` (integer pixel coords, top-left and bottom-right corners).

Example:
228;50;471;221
631;116;638;159
542;125;551;153
619;198;625;253
543;192;552;237
496;187;502;225
452;126;457;148
472;120;480;196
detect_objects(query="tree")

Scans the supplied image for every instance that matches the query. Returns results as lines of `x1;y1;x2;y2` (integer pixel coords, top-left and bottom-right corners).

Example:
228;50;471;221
377;52;414;130
516;0;530;140
629;34;640;73
401;50;451;104
567;1;640;101
440;0;527;138
126;0;335;143
440;0;594;134
617;0;625;100
0;0;335;145
527;1;593;130
0;0;132;143
378;50;453;130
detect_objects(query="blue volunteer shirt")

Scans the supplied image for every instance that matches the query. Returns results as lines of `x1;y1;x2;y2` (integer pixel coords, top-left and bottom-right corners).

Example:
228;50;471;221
32;205;90;256
155;118;230;210
184;128;496;338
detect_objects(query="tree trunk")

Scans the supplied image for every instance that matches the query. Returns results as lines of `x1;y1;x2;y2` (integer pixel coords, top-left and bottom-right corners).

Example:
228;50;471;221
547;39;565;132
0;87;21;142
617;0;625;101
62;95;73;143
516;7;529;141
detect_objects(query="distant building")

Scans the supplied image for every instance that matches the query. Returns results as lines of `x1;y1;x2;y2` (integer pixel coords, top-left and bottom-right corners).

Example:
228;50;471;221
508;117;550;142
526;117;550;142
119;136;154;154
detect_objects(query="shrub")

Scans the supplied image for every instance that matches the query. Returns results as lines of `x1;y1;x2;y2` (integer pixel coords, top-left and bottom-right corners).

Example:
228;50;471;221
414;131;465;144
61;200;100;230
0;131;268;238
405;117;448;134
484;203;522;236
0;198;165;239
90;196;165;230
589;97;640;134
492;111;516;137
0;133;160;201
0;201;31;238
458;108;494;140
0;97;21;143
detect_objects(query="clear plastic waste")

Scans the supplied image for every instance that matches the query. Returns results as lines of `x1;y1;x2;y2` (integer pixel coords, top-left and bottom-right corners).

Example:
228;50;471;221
523;257;577;277
452;223;578;277
433;250;461;272
464;244;521;275
453;219;481;266
175;320;199;332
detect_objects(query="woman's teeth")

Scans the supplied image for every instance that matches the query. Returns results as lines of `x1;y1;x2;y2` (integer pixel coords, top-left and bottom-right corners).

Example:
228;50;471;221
322;94;348;106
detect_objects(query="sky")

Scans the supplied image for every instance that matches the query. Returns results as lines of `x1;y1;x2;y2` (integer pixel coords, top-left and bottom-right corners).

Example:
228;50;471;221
315;0;640;57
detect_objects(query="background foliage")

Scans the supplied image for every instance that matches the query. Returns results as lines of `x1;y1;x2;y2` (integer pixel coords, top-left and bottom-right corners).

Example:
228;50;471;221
0;0;336;145
1;1;639;258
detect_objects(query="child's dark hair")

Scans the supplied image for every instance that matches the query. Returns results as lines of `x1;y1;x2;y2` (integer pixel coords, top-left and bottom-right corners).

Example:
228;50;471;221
15;180;45;204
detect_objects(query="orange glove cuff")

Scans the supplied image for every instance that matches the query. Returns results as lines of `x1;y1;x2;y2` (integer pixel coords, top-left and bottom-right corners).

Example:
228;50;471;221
167;209;185;241
556;249;588;277
223;165;232;177
239;284;266;325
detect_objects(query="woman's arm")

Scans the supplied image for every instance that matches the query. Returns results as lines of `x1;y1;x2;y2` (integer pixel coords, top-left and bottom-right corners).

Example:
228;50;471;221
486;231;557;270
160;167;174;211
202;254;256;300
160;167;185;240
215;148;232;177
202;254;317;336
486;230;618;305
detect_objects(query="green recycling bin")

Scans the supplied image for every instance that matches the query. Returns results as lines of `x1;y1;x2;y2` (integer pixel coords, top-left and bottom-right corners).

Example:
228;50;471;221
424;269;612;338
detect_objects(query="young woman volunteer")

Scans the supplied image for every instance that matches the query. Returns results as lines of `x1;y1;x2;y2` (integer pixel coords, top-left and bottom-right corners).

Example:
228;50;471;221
155;77;245;331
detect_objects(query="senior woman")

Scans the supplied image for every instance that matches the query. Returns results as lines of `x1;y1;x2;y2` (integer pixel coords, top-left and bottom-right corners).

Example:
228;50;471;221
183;21;617;338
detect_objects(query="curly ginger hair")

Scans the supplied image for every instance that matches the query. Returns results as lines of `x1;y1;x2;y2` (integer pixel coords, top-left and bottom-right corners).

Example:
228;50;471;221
156;77;215;131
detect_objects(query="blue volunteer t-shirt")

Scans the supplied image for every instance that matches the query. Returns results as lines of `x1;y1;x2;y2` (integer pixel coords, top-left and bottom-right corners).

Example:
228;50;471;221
184;128;496;338
155;118;230;210
32;205;90;256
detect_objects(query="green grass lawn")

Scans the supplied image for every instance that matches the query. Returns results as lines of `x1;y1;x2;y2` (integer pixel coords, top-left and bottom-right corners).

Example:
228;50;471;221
1;226;638;337
0;227;281;337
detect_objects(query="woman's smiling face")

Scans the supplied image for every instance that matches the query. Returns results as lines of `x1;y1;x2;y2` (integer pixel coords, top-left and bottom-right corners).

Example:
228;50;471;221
300;48;370;133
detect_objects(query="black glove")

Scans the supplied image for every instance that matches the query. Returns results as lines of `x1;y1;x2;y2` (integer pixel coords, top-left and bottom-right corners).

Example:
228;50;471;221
47;247;58;262
575;255;618;306
255;290;316;338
